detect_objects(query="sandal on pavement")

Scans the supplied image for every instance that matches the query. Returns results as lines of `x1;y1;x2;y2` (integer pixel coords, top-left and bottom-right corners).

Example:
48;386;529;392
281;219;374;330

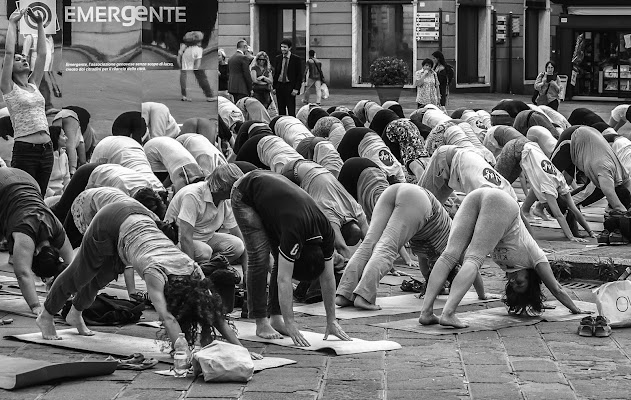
400;278;426;295
593;316;612;337
117;358;159;371
577;316;595;337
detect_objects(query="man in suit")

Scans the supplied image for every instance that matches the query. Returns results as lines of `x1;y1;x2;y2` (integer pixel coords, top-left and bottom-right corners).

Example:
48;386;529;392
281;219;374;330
228;39;253;103
273;39;303;117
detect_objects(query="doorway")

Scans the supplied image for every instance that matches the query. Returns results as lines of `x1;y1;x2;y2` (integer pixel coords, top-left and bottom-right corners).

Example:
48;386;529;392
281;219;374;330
258;5;307;61
457;5;480;84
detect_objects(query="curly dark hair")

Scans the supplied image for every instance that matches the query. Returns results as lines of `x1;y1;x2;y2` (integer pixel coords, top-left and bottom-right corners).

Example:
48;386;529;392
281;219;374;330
133;187;167;220
502;269;547;314
162;275;226;348
156;221;179;244
32;246;66;278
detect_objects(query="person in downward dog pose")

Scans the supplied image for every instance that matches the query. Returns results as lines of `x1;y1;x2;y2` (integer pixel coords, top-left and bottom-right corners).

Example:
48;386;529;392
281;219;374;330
36;200;262;359
336;184;497;310
419;188;592;328
231;169;351;346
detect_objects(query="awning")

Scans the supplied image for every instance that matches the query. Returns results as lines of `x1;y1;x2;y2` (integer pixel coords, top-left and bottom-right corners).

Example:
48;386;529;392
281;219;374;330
567;6;631;15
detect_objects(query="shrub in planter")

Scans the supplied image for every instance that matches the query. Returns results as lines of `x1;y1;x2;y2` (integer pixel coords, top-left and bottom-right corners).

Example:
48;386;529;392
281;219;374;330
549;259;572;282
368;56;410;87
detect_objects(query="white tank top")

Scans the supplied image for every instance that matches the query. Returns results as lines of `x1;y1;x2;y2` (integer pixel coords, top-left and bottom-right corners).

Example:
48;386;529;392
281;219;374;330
2;83;48;138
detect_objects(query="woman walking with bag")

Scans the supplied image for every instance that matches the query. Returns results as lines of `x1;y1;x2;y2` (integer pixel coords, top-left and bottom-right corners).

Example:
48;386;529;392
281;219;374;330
302;50;325;106
534;61;561;111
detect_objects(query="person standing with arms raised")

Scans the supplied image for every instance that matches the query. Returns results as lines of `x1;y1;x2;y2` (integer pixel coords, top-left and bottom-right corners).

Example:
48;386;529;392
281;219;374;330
228;39;253;103
273;39;303;117
1;9;53;196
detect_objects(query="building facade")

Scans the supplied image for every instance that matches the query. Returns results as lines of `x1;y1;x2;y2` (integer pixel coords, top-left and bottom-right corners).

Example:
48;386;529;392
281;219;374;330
219;0;631;99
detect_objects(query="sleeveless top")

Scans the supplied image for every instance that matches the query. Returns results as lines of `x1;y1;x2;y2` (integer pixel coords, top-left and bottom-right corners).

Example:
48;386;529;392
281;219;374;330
3;83;48;138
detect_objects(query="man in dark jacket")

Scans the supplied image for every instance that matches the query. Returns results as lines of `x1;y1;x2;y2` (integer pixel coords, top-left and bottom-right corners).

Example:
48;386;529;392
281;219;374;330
273;39;303;117
228;39;253;103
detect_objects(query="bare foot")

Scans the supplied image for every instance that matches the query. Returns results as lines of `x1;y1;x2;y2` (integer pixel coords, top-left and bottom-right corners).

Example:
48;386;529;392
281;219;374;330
270;315;291;336
418;311;439;325
353;295;381;310
335;295;353;307
439;313;469;329
66;307;95;336
532;205;551;221
255;318;283;339
36;311;62;340
522;212;536;221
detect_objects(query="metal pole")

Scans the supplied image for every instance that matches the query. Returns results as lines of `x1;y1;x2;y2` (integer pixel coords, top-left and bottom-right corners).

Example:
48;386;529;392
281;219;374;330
492;10;496;92
438;8;443;53
508;12;513;94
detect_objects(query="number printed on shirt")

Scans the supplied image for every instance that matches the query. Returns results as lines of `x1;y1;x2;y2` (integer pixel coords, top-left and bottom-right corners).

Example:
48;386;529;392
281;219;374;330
540;160;557;175
289;243;300;257
378;150;394;166
482;168;502;186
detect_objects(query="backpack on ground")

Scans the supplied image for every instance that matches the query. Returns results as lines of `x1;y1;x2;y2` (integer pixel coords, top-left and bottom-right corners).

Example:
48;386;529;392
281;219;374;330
61;293;145;326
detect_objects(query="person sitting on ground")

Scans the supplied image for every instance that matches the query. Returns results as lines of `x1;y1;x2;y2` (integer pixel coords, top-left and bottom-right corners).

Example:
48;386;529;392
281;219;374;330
609;104;631;132
0;168;73;316
141;102;181;140
231;169;351;346
494;137;596;242
419;188;592;329
336;184;497;310
281;159;368;259
176;133;227;175
337;127;405;184
143;137;205;193
35;200;262;360
165;164;246;267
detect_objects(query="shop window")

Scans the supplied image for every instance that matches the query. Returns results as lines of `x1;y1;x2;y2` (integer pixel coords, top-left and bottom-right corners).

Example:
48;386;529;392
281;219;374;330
524;8;540;80
360;3;414;84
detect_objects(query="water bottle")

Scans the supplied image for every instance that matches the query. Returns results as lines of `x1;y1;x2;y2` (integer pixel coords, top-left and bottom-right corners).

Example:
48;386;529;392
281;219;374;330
173;333;190;378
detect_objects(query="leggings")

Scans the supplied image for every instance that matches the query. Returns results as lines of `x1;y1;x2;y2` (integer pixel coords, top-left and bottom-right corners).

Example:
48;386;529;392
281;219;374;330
49;163;99;222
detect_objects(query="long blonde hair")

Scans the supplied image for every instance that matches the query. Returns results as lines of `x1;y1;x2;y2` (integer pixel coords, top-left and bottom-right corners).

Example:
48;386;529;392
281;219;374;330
253;51;271;74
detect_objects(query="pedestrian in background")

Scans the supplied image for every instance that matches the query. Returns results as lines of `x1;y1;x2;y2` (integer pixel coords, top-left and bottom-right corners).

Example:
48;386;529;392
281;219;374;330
414;58;440;108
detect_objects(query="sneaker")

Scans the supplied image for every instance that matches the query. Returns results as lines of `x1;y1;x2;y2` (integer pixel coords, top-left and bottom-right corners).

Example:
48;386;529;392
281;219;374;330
609;229;629;245
597;230;610;245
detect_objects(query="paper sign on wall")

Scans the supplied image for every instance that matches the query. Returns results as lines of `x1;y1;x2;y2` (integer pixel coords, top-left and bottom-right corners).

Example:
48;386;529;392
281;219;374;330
18;0;59;35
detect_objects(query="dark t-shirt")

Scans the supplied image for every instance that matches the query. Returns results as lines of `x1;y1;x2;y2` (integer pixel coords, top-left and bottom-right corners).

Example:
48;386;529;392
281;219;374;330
567;108;605;127
0;168;65;253
337;157;380;201
235;134;270;169
236;170;335;262
337;128;373;161
492;99;530;118
551;125;581;176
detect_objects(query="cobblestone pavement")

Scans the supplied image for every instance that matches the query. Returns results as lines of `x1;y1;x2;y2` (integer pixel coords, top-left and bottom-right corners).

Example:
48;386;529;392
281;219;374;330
2;91;631;399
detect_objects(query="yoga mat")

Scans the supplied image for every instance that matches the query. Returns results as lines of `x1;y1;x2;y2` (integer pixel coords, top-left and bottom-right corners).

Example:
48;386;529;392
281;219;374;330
0;355;117;390
294;292;497;320
0;295;46;318
370;300;597;335
529;219;603;232
231;321;401;355
5;330;296;372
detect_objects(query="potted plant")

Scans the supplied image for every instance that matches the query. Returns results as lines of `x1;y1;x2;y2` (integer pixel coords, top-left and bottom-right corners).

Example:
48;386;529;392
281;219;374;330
368;56;410;104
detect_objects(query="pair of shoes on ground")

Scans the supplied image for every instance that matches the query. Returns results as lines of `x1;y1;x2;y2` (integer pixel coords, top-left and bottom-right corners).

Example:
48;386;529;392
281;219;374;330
578;315;612;337
400;278;426;296
597;229;629;246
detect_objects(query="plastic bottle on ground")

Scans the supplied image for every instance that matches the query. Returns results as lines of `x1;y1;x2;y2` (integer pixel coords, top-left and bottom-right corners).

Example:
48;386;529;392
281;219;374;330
173;333;190;378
